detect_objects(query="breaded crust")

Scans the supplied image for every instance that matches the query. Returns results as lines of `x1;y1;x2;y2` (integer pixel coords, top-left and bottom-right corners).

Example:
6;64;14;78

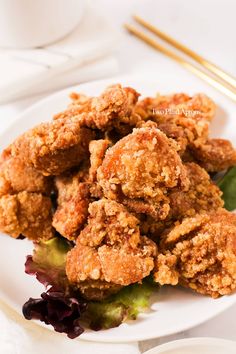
11;118;94;175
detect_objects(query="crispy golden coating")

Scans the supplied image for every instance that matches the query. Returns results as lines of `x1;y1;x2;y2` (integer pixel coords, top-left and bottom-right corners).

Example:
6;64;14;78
78;198;142;248
190;139;236;172
0;150;54;241
138;215;171;241
65;244;122;300
67;243;103;283
88;139;110;183
138;162;223;240
52;172;90;240
98;239;156;285
66;199;157;299
135;93;214;154
0;191;54;240
11;119;94;176
0;152;51;197
87;84;140;132
158;119;208;154
54;84;141;135
97;126;189;219
154;209;236;298
87;139;110;199
135;93;216;122
168;162;223;219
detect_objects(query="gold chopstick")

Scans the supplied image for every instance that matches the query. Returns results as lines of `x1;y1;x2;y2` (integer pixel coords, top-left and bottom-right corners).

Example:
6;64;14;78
124;24;236;103
133;15;236;91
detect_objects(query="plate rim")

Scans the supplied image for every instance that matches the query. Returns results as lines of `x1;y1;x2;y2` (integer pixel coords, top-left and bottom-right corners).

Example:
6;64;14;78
143;337;236;354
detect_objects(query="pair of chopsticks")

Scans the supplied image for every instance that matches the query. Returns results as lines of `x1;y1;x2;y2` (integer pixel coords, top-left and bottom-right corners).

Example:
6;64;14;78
125;15;236;103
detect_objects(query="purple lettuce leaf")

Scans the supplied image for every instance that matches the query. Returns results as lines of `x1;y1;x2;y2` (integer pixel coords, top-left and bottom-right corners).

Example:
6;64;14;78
23;287;87;339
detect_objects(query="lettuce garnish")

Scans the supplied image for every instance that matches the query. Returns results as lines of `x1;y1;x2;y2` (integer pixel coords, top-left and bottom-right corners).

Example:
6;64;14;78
23;237;157;338
86;280;156;330
217;166;236;211
25;237;72;289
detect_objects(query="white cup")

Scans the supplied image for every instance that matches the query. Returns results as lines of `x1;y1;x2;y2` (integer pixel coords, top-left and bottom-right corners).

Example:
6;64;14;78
0;0;85;48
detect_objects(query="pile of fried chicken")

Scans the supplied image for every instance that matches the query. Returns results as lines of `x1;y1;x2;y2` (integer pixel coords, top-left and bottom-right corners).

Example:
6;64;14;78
1;84;236;301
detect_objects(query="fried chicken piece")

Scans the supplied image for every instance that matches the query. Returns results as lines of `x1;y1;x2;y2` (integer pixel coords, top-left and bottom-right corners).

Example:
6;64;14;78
52;171;90;240
66;199;157;300
154;209;236;298
54;84;141;135
11;118;94;176
0;191;54;241
168;162;223;219
190;139;236;172
135;93;214;154
136;93;216;122
97;126;189;219
0;150;54;241
0;151;52;197
87;84;140;131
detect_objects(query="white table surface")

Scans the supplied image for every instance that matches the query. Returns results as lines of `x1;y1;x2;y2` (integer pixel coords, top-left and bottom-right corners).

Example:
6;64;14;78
0;0;235;351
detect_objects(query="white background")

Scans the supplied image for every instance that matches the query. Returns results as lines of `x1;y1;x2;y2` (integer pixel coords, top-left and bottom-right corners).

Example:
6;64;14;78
0;0;235;351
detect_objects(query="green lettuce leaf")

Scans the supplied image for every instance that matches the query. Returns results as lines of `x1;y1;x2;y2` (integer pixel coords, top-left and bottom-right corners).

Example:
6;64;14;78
25;237;72;290
217;166;236;211
84;279;158;330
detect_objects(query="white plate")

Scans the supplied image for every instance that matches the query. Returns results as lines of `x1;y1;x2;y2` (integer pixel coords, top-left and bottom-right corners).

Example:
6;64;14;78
0;75;236;343
144;337;236;354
